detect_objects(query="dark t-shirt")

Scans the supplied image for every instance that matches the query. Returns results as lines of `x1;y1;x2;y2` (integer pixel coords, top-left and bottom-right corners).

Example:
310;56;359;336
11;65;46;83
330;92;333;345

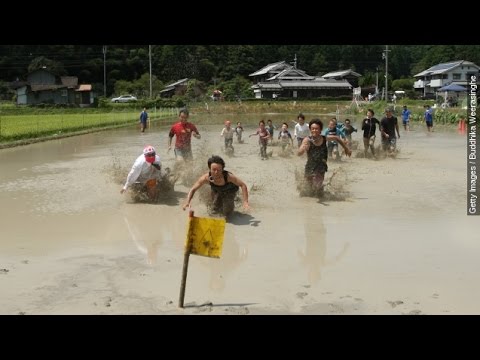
361;117;380;138
380;116;398;139
140;111;148;123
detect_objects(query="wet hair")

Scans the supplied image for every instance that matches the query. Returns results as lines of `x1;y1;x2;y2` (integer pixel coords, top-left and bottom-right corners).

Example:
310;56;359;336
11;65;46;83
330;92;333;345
179;108;189;116
309;118;323;131
298;113;305;120
259;120;265;126
367;108;374;115
208;155;225;170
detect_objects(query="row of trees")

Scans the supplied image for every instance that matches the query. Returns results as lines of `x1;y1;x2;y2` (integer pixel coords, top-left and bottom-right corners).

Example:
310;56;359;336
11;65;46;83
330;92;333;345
1;45;479;99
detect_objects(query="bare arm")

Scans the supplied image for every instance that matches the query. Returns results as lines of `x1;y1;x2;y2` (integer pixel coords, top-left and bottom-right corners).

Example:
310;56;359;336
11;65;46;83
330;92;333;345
193;125;201;139
227;173;250;210
297;137;310;156
182;173;209;210
327;135;351;157
380;123;388;138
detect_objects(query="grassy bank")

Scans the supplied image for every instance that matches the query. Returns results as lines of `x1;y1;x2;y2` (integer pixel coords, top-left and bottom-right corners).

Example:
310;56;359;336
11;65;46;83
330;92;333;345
0;108;177;147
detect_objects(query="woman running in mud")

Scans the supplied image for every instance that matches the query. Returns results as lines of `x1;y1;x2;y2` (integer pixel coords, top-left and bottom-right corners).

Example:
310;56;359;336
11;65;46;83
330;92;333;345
182;155;250;217
297;119;351;196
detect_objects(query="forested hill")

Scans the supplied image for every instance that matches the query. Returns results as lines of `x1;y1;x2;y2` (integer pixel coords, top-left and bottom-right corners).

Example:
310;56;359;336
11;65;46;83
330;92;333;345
1;45;479;96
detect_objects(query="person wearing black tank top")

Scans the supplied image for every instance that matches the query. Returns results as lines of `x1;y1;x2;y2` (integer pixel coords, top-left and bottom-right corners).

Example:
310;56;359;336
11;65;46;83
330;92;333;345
182;155;250;217
298;119;351;196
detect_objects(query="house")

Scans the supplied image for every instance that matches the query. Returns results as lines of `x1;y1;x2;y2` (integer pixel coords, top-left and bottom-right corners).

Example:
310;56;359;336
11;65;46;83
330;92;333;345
249;61;293;83
250;62;352;99
159;78;189;98
321;69;362;88
12;69;94;106
413;60;479;96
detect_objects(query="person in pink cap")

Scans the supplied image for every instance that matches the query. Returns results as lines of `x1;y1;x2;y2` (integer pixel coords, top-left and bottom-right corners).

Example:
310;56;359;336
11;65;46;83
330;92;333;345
121;145;170;200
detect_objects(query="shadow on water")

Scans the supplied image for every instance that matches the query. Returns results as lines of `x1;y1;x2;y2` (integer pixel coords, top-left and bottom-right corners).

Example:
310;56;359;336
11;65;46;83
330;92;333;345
184;302;258;309
127;190;187;206
227;212;260;226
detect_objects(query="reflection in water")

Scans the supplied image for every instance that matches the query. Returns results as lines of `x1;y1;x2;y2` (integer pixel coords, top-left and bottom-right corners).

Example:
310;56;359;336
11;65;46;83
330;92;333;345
298;216;349;285
124;216;163;265
199;227;248;292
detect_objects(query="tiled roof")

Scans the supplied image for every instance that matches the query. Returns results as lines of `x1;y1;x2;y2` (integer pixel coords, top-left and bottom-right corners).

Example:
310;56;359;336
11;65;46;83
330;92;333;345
76;84;92;91
252;79;351;90
267;68;313;81
249;61;289;76
163;78;189;88
414;60;479;77
322;69;361;78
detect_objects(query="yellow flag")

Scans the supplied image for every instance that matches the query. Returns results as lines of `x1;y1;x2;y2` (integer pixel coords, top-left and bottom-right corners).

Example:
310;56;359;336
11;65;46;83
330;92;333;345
185;216;225;258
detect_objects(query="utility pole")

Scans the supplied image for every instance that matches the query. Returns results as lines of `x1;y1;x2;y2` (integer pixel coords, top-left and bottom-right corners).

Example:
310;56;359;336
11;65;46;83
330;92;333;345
149;45;152;99
376;67;379;94
103;45;107;97
383;45;390;103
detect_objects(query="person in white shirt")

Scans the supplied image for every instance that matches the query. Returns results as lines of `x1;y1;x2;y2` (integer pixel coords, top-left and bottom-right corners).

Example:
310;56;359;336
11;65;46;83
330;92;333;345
292;113;310;148
120;145;168;200
220;120;235;155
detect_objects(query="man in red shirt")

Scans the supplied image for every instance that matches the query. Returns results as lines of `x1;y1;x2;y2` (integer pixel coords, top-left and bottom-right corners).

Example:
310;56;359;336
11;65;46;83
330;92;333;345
167;108;201;161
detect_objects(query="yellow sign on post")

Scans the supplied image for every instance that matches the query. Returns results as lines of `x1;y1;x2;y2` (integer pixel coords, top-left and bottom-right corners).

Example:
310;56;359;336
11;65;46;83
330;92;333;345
186;216;226;258
179;211;226;308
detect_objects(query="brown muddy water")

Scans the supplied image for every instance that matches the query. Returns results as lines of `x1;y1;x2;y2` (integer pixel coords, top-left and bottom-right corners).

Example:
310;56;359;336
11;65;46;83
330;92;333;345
0;114;479;314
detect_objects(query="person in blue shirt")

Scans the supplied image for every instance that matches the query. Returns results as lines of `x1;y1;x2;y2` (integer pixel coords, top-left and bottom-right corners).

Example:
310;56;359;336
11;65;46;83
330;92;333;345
424;105;433;132
322;118;346;160
139;107;149;133
401;105;411;131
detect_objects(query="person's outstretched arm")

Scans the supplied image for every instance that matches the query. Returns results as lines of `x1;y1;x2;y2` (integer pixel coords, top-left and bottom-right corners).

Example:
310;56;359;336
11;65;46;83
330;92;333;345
327;135;351;157
228;174;250;211
182;173;208;210
121;159;142;193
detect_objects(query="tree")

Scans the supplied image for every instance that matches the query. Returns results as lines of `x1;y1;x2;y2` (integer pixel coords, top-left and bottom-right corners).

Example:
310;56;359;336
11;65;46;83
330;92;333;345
220;76;252;100
392;78;414;91
28;56;66;75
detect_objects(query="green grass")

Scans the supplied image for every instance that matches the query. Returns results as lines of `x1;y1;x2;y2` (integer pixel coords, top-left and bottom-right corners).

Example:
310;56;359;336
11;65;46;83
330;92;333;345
0;109;175;143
